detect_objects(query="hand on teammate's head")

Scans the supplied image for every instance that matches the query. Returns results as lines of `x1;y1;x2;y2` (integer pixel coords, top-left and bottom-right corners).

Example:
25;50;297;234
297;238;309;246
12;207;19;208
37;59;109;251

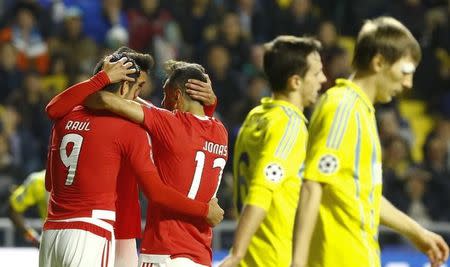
185;74;216;106
102;55;137;83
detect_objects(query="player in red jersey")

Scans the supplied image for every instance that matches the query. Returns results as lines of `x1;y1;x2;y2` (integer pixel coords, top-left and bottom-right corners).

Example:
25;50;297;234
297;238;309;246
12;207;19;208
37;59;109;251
44;48;220;267
89;60;228;267
40;55;223;267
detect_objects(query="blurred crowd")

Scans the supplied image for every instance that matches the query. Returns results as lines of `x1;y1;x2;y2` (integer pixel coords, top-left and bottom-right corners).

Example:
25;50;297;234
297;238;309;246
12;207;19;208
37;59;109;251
0;0;449;234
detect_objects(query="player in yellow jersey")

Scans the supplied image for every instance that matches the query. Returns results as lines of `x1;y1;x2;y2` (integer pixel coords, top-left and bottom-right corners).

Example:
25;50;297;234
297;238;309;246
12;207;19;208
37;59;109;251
291;17;449;267
8;169;47;247
220;36;327;267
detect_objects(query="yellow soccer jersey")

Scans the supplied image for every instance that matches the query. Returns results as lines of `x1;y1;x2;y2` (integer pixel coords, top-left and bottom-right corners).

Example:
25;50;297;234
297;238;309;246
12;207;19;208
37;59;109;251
9;170;48;220
304;79;383;267
233;97;308;267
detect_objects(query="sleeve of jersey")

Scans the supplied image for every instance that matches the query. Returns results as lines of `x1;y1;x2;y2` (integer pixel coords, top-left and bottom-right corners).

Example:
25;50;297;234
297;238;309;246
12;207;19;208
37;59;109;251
303;94;350;185
203;98;217;117
45;153;52;192
127;127;208;218
244;114;299;211
45;127;55;192
45;71;110;120
9;178;39;213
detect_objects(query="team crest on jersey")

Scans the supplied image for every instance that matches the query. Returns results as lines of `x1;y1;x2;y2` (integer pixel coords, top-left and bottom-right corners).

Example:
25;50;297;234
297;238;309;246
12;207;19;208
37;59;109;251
264;163;284;183
318;154;339;175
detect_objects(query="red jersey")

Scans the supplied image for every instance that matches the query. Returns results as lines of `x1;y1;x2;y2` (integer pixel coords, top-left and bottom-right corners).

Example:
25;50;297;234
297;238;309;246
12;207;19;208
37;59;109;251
46;105;209;237
114;162;141;239
45;71;214;239
139;106;228;266
46;106;155;223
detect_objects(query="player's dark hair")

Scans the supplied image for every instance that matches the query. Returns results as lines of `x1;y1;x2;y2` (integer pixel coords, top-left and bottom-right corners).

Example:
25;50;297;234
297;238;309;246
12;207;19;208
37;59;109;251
92;47;154;93
353;16;421;72
164;60;207;103
263;35;322;92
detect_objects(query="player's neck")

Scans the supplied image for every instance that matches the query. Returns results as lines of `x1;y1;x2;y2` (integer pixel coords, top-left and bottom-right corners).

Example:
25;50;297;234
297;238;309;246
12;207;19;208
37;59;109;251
350;72;377;103
273;91;304;112
185;101;206;116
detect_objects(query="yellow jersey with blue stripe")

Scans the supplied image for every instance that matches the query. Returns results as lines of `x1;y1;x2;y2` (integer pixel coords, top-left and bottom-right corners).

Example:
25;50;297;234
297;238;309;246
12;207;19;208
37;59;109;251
9;170;48;220
233;97;308;267
304;79;383;267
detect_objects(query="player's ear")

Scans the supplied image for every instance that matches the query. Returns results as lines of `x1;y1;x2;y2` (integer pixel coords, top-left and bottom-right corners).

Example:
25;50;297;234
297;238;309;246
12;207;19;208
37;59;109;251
287;74;302;91
174;89;182;101
120;81;129;97
371;53;386;73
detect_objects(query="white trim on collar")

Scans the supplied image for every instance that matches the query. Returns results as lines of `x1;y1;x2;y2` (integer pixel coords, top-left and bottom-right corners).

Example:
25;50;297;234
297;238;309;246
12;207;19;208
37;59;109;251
193;114;209;120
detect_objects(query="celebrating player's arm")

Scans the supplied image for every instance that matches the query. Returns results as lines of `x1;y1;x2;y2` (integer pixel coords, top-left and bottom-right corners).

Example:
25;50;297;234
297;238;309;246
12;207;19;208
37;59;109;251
87;75;217;124
46;55;137;120
380;197;449;267
7;170;47;248
148;71;217;110
46;55;216;121
120;105;224;226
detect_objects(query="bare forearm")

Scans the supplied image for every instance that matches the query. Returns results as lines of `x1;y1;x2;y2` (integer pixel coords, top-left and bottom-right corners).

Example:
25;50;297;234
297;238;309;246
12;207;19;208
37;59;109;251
230;205;266;259
7;204;27;234
87;92;144;124
380;196;422;239
135;97;153;108
292;180;323;267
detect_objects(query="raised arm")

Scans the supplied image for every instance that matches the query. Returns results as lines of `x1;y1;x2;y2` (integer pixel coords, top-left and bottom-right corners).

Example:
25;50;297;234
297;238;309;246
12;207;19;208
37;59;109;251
186;74;217;116
380;196;449;267
45;56;136;120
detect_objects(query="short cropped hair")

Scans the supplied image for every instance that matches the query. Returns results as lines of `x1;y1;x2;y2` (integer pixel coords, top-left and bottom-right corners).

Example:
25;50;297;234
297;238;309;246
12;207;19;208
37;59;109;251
92;47;154;92
353;16;421;72
163;60;207;103
263;35;322;92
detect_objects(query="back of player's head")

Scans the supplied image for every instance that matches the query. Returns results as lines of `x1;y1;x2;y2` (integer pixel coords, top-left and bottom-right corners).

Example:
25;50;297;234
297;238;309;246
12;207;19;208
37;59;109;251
263;35;322;92
113;46;154;74
353;16;421;72
92;47;154;93
164;60;207;102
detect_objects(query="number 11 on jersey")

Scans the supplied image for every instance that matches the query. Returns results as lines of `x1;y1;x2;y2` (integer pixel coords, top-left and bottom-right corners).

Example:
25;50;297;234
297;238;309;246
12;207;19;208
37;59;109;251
188;151;226;199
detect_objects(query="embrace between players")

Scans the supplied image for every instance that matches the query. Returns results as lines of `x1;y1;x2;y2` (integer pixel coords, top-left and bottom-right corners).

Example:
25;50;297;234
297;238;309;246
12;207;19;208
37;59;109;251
41;46;227;267
40;16;449;267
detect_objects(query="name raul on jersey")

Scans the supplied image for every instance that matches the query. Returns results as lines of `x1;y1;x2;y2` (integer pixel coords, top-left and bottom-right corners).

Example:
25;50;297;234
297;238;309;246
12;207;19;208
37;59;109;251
65;120;90;131
203;141;227;157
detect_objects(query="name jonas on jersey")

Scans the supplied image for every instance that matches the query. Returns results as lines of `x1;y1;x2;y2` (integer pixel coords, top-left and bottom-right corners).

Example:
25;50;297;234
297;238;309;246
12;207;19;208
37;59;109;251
65;120;90;131
202;141;227;157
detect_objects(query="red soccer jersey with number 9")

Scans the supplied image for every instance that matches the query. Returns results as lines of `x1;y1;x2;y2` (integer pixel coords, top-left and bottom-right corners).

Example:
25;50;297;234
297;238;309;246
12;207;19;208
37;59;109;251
46;106;154;223
139;106;228;266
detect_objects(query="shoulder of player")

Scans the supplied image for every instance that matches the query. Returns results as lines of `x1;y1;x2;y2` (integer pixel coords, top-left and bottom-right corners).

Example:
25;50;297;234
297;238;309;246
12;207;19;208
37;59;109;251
318;87;359;114
266;104;303;127
23;170;45;185
143;105;175;116
114;118;147;134
212;119;229;140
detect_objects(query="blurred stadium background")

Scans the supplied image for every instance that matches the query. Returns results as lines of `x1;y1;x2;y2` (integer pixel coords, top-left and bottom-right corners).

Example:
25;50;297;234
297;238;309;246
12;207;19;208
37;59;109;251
0;0;449;266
